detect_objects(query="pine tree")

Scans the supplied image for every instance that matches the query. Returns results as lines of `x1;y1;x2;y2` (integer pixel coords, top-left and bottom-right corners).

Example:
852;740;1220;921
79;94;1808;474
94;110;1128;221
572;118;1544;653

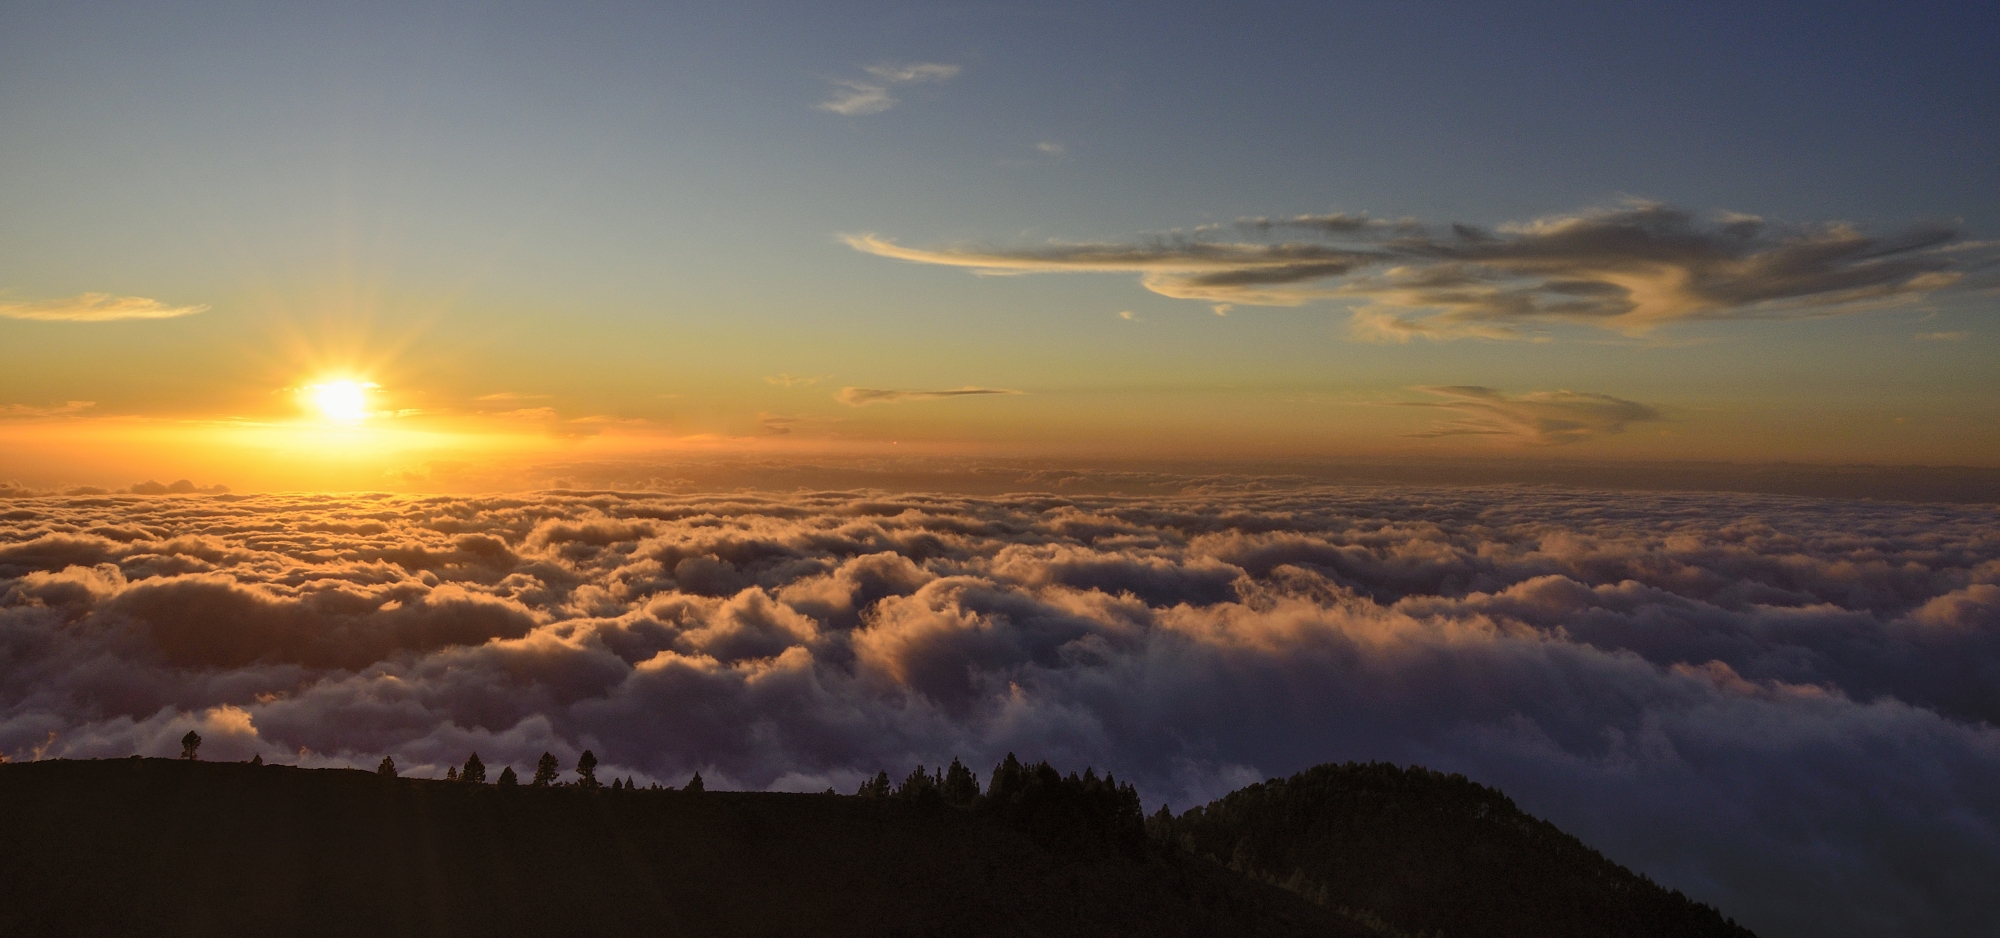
897;765;940;801
942;758;980;806
377;756;398;778
180;730;201;761
1147;803;1175;844
249;754;263;767
445;766;458;782
575;750;599;789
686;771;705;793
497;765;518;787
532;752;560;787
855;770;892;798
462;753;486;784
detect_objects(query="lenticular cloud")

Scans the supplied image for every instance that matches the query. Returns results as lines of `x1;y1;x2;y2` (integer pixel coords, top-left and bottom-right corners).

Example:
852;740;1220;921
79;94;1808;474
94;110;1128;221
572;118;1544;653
3;487;1997;937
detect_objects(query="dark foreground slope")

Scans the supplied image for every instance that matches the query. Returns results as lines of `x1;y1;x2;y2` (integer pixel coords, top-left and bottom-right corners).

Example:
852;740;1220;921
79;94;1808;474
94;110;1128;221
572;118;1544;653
0;759;1363;938
1158;762;1755;938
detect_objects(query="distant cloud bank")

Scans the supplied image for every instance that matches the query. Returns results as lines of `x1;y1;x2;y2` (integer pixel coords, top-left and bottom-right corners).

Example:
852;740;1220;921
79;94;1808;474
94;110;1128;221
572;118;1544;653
2;488;1997;937
846;202;1992;340
0;292;208;322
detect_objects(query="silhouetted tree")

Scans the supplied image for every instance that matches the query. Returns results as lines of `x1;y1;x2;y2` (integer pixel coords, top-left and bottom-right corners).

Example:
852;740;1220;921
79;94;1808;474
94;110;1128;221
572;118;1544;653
462;753;486;784
942;758;979;806
497;765;518;787
982;753;1144;854
532;752;559;787
180;730;201;761
1146;803;1174;844
897;765;941;802
377;756;397;778
855;770;891;798
686;772;704;793
249;754;262;767
445;766;458;782
575;750;599;789
611;778;623;791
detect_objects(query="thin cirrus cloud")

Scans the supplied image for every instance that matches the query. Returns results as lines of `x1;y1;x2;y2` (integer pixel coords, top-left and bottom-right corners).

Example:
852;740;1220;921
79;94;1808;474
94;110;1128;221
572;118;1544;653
0;401;95;419
0;292;208;322
1399;386;1662;445
844;202;1991;340
817;62;960;116
759;413;806;435
765;374;824;388
1915;331;1971;342
836;386;1021;406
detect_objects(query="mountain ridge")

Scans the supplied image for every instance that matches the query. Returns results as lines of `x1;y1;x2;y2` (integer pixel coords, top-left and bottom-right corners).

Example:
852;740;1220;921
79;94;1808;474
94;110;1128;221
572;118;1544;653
0;757;1750;937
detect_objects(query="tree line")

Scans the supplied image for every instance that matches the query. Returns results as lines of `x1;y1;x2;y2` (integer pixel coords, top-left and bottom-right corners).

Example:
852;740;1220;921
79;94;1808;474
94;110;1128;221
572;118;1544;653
370;749;694;792
181;732;1143;852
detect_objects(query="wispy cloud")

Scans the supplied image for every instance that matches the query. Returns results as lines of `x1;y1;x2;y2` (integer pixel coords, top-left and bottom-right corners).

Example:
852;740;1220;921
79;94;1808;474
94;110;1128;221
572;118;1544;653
473;392;550;402
0;400;95;419
1399;385;1660;445
0;293;208;322
1915;330;1971;342
759;413;806;435
765;374;825;388
864;63;958;83
1118;310;1143;322
836;386;1021;407
818;61;960;116
1035;141;1067;157
846;203;1992;340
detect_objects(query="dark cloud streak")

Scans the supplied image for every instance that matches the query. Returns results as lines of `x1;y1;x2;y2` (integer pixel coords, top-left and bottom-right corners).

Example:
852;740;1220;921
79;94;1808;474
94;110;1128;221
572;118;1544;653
846;203;1989;339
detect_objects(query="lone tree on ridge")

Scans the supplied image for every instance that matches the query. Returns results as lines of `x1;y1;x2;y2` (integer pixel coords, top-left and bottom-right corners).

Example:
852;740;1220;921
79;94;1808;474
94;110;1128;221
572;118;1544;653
497;766;518;787
180;731;201;761
462;753;486;784
576;750;599;789
377;756;397;778
532;752;560;787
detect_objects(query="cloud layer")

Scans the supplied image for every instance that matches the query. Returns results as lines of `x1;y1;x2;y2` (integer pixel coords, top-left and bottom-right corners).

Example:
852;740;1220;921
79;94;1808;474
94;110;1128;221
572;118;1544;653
0;293;208;322
846;203;1991;339
3;487;1997;938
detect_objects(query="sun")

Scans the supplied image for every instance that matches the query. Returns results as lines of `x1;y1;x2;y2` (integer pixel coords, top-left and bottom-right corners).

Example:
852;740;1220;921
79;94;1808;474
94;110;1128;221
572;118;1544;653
303;379;377;422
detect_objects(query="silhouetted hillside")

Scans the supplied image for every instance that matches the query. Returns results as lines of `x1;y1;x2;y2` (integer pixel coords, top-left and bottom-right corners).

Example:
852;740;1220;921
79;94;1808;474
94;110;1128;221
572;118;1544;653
0;758;1361;938
0;757;1755;938
1155;762;1756;938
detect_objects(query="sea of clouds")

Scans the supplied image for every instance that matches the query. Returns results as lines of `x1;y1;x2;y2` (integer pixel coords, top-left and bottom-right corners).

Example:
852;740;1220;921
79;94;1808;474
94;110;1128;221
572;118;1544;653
3;486;1997;937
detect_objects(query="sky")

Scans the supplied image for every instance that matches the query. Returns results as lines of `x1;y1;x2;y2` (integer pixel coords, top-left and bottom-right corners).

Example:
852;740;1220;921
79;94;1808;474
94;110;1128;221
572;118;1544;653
5;7;2000;938
1;0;1997;492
